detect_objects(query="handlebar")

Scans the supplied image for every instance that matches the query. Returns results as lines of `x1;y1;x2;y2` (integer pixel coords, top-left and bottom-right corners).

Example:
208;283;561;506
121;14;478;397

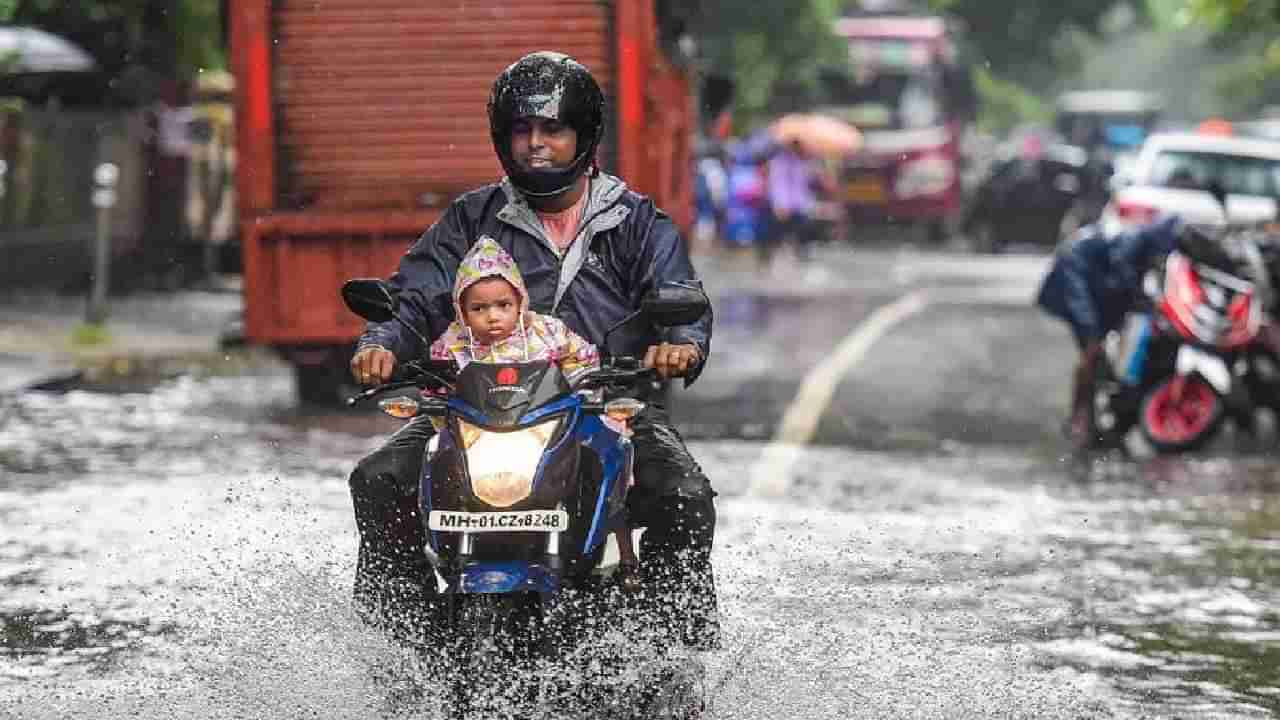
574;356;659;392
395;359;457;383
346;356;664;407
344;358;458;407
345;379;422;407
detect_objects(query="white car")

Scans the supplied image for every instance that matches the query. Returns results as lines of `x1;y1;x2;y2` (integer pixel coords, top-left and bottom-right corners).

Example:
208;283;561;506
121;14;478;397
1101;132;1280;234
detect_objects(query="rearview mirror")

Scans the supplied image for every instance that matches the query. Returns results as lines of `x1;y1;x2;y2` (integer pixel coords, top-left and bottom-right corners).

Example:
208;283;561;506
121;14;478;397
641;282;710;327
341;279;398;323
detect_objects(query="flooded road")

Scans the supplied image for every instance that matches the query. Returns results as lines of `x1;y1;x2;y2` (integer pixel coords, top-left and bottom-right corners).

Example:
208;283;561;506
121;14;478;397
4;250;1280;718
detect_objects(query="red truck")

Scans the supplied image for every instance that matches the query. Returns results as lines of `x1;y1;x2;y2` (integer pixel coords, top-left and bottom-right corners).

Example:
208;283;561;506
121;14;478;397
227;0;696;402
821;12;977;243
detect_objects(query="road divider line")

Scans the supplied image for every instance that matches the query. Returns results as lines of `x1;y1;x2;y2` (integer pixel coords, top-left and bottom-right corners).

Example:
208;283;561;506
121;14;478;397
748;290;931;497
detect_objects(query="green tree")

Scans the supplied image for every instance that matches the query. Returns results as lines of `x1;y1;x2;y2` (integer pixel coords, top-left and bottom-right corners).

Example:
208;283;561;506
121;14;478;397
1185;0;1280;32
927;0;1144;87
5;1;223;82
1184;0;1280;114
693;0;1148;131
693;0;847;130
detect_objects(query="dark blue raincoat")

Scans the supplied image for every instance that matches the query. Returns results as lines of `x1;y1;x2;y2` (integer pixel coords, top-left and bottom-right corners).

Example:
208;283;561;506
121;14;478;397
359;172;712;382
1036;216;1181;345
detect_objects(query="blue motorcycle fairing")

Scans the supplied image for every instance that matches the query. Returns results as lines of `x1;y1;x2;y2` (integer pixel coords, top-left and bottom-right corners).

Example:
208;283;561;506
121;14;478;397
576;412;629;554
422;421;460;553
447;398;488;428
458;560;560;594
448;393;580;430
1122;313;1152;386
449;394;583;498
422;397;582;554
518;394;581;427
418;391;630;590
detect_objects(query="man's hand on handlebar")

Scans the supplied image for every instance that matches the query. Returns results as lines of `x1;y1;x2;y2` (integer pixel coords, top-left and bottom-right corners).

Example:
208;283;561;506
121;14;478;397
351;345;397;386
643;342;701;380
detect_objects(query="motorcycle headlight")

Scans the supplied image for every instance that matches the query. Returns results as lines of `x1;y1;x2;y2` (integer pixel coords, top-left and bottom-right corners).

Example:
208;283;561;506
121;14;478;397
459;418;560;508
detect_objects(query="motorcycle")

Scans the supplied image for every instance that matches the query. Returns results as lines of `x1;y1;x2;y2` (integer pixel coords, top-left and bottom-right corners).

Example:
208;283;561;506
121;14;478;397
341;278;710;719
1090;226;1268;452
1141;238;1262;451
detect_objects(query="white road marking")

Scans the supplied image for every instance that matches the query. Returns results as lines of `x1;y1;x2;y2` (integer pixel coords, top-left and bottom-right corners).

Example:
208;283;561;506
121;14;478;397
746;283;1039;498
893;253;1053;285
747;290;929;497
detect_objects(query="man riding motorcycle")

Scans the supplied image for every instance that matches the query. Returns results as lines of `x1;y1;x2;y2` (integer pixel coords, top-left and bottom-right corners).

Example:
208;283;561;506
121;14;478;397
346;51;719;649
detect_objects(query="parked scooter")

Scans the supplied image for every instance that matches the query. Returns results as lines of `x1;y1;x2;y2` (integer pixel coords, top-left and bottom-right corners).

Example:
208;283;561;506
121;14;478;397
1140;232;1263;451
1089;226;1268;452
340;278;709;719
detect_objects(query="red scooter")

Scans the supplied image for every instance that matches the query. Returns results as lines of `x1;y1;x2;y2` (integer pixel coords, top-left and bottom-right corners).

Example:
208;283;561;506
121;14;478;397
1139;234;1264;452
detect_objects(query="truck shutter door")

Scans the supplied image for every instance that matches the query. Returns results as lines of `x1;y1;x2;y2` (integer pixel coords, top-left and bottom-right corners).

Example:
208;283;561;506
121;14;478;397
272;1;614;211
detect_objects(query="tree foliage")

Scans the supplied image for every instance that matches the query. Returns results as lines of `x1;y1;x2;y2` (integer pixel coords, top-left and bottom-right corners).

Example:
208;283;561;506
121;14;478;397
4;0;223;80
926;0;1144;87
1185;0;1280;113
970;66;1051;134
1185;0;1280;34
692;0;847;130
691;0;1148;132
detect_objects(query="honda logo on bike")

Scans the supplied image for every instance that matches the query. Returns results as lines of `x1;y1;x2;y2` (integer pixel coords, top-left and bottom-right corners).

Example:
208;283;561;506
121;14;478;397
496;368;519;385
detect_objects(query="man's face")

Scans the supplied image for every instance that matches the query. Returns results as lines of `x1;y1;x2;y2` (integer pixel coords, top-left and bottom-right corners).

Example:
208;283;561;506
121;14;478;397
510;116;578;171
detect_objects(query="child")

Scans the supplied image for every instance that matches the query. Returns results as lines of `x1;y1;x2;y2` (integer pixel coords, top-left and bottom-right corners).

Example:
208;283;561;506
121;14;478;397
429;236;641;587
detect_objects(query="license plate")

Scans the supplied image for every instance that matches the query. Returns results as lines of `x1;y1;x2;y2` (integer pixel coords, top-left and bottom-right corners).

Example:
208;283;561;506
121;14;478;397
844;176;886;204
428;509;569;533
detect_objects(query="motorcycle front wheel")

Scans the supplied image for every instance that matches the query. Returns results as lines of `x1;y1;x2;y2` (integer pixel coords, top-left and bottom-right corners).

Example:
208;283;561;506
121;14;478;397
447;593;542;718
1140;375;1224;453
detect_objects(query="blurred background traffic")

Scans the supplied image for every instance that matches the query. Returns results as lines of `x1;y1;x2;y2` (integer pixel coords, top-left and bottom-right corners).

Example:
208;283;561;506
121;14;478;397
2;1;1278;300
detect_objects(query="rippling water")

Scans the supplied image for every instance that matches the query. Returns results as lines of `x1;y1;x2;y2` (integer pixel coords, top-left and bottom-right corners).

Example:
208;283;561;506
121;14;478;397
2;374;1279;718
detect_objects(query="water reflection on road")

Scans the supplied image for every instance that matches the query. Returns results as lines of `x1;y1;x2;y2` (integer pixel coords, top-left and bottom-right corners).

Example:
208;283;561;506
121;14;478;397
2;373;1279;718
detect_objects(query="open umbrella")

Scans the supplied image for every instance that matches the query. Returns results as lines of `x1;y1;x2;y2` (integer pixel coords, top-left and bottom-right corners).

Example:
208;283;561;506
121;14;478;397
0;27;96;73
770;113;863;159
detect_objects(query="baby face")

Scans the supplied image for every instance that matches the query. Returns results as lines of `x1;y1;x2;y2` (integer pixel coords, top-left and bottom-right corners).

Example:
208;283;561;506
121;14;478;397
461;277;520;345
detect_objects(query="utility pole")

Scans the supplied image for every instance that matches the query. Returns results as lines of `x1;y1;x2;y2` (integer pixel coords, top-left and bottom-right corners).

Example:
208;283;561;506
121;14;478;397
86;161;119;326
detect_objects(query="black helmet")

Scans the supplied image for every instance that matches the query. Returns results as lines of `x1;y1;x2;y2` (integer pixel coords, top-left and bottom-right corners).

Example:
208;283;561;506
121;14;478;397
488;51;605;199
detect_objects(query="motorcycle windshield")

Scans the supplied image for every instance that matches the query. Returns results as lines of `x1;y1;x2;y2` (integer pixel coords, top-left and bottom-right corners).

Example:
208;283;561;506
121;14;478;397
454;361;570;427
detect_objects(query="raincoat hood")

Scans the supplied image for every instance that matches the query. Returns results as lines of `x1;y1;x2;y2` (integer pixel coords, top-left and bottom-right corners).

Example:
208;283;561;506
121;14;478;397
453;235;531;323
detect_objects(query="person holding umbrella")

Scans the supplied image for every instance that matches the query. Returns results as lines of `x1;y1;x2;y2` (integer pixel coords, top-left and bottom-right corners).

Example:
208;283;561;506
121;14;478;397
761;138;819;266
758;114;861;267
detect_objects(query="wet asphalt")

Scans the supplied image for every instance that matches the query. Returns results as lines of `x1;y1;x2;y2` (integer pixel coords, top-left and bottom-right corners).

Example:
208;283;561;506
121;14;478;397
3;245;1280;719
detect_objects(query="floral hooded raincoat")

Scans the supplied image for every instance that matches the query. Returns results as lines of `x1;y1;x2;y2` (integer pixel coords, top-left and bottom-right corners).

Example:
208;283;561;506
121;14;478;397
429;235;600;383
